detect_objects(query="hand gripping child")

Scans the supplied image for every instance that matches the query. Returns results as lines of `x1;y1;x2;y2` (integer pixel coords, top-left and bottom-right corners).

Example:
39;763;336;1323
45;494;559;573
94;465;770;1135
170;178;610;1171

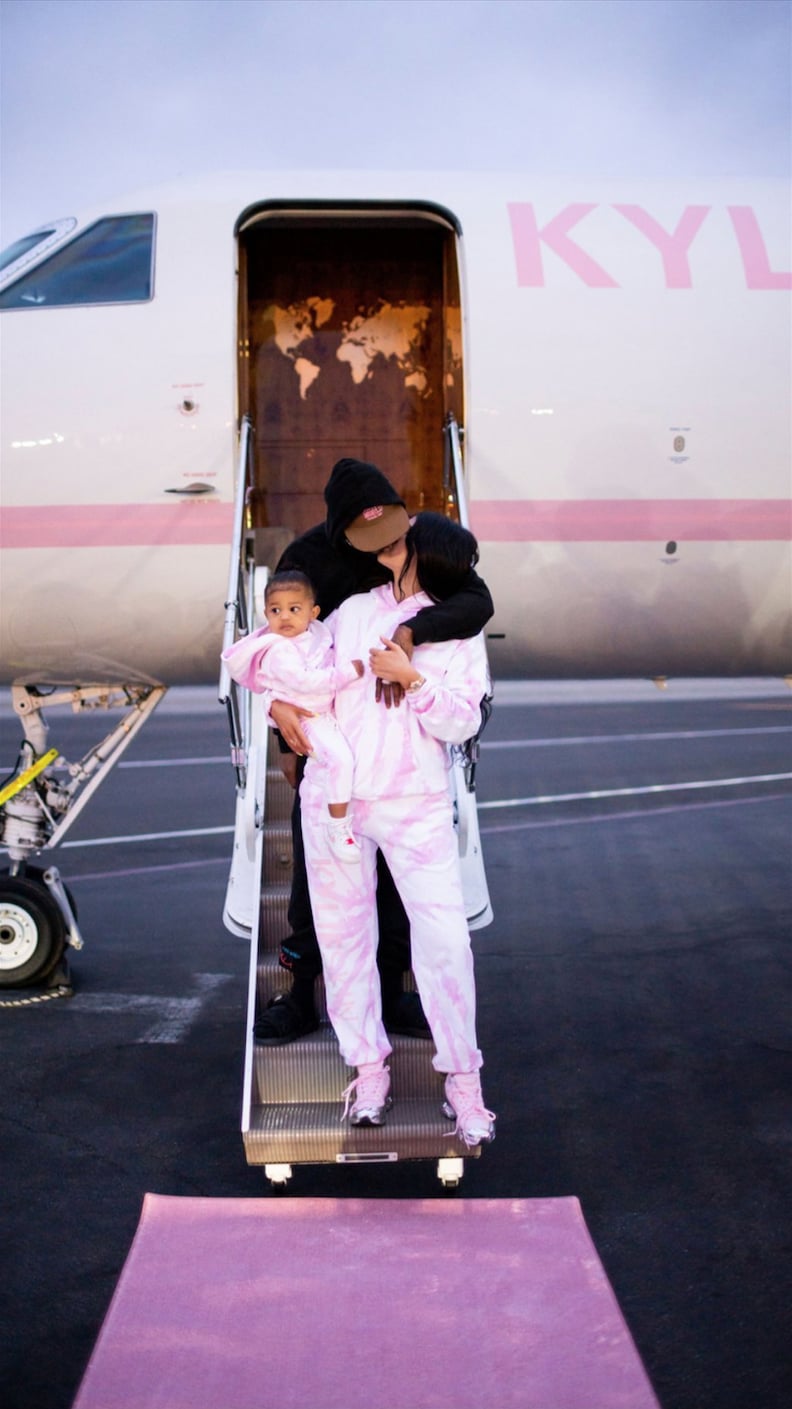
221;570;364;862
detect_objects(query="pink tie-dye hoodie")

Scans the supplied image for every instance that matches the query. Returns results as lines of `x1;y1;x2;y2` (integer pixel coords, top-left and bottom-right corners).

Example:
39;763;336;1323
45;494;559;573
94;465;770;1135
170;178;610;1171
221;618;360;712
316;583;490;802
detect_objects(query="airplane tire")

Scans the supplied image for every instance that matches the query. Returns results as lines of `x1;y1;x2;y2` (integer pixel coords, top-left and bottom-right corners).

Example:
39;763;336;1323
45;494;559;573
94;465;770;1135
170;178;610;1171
0;872;67;988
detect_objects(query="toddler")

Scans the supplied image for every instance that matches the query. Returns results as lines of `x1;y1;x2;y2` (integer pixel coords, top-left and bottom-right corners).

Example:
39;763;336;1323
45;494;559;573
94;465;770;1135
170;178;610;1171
222;570;363;862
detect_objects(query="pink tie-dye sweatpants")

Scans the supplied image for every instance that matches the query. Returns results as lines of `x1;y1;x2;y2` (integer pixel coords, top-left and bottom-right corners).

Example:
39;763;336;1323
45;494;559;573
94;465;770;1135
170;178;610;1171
301;779;483;1075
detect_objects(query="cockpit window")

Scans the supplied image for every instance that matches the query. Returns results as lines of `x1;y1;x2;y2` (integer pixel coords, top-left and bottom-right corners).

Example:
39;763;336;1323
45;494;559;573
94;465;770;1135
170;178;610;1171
0;231;58;272
0;218;78;286
0;214;155;309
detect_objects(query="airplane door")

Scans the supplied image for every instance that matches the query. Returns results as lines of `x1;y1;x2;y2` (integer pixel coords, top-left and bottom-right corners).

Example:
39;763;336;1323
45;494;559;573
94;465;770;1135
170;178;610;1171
237;206;464;538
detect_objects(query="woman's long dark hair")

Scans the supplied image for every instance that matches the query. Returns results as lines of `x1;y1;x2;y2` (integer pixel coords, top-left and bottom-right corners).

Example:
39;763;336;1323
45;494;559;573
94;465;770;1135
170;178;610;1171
399;512;479;602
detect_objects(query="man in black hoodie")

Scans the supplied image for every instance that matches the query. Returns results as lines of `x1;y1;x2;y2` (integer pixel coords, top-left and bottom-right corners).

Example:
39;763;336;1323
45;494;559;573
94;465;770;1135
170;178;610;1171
255;456;494;1044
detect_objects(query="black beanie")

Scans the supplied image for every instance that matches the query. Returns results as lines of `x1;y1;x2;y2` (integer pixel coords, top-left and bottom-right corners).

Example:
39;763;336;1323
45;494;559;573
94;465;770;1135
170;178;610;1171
324;458;405;549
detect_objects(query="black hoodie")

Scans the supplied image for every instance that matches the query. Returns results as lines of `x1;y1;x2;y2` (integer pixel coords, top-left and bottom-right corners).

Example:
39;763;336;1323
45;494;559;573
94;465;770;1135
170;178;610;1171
323;458;406;550
276;457;493;642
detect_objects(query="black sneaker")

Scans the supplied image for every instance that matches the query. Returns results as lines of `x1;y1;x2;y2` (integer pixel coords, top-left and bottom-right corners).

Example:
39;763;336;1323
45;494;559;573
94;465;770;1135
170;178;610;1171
253;992;319;1045
383;990;432;1039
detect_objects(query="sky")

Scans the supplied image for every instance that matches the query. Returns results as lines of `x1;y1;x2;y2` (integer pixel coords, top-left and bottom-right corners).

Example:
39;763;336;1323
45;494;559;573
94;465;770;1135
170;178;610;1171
0;0;790;243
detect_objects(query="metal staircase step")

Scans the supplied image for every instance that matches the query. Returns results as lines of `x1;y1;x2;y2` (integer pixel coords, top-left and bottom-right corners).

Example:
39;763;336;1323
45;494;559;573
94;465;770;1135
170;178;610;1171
259;886;291;945
244;1097;479;1165
253;1023;441;1104
262;823;293;879
265;768;294;822
255;953;292;1008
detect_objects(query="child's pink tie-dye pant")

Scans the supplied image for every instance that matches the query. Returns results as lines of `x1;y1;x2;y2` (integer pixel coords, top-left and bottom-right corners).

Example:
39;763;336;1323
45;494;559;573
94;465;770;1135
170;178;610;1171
301;780;483;1075
302;712;355;805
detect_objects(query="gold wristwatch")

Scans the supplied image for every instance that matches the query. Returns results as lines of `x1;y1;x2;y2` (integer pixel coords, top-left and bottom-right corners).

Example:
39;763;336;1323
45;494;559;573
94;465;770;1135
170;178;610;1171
406;675;426;693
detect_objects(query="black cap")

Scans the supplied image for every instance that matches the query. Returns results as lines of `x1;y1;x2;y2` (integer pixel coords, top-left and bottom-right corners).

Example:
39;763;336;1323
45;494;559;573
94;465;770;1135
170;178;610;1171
324;457;406;549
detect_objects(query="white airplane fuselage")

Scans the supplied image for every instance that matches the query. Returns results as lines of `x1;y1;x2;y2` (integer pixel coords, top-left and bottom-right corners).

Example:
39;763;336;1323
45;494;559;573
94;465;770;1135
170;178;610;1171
1;171;790;686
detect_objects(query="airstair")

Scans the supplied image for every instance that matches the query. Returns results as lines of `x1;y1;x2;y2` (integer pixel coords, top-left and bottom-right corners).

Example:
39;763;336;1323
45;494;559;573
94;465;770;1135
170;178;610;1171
219;415;492;1188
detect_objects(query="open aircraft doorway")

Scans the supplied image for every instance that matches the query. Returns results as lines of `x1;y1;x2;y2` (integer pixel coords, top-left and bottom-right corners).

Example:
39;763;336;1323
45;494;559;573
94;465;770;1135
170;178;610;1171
236;202;466;537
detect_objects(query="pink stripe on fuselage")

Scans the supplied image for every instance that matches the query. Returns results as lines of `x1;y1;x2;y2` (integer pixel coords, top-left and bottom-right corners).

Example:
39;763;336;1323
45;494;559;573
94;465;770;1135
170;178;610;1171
0;499;790;549
470;499;791;541
0;502;235;548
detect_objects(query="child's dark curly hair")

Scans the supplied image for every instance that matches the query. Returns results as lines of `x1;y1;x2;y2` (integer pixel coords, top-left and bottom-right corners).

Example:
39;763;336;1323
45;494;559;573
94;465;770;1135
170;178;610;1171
264;570;317;604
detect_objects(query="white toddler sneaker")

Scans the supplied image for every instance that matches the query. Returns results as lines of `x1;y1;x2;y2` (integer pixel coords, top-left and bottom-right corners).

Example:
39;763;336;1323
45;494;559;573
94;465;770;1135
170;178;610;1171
326;818;362;863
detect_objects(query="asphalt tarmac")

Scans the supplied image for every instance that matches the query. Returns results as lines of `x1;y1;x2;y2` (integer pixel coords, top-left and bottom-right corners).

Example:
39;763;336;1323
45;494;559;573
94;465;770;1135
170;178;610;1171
1;680;791;1409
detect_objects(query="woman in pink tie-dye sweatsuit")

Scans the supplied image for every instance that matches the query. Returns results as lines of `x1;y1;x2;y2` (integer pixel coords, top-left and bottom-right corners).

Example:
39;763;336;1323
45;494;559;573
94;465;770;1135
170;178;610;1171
301;512;496;1147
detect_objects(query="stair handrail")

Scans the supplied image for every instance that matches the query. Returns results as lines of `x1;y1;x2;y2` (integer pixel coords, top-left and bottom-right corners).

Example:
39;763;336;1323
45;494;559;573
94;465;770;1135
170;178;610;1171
443;412;470;530
218;414;254;789
443;413;493;794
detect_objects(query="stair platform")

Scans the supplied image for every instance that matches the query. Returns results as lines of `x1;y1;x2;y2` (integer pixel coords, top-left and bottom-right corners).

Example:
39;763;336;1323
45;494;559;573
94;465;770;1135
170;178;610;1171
241;719;490;1184
245;1097;475;1165
252;1024;443;1103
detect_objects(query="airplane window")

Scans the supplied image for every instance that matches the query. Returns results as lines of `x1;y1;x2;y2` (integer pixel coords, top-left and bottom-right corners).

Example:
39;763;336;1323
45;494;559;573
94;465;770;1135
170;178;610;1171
0;231;58;272
0;214;155;309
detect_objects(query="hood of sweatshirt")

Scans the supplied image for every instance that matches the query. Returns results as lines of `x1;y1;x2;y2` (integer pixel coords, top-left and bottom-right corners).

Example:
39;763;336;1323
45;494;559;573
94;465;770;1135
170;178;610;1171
323;458;405;550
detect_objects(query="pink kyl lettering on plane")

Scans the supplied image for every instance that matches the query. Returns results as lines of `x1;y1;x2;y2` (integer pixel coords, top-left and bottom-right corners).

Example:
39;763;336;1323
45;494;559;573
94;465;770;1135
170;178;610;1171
612;205;710;288
509;202;792;289
507;203;619;288
727;207;792;290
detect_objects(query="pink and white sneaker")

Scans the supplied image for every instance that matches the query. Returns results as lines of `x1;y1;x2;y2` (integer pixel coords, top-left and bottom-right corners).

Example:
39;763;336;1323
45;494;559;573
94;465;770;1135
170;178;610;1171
443;1071;496;1147
342;1062;392;1126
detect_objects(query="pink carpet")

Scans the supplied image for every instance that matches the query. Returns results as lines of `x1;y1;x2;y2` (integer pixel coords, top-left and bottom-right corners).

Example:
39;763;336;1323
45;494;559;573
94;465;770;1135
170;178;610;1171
73;1195;660;1409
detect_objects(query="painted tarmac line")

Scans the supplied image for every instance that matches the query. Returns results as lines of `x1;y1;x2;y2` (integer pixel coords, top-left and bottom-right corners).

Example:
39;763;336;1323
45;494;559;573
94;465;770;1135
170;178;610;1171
120;756;229;768
68;857;230;883
69;973;233;1043
65;792;792;868
479;790;792;835
477;772;792;810
51;774;792;851
118;724;792;769
61;824;235;849
482;725;792;750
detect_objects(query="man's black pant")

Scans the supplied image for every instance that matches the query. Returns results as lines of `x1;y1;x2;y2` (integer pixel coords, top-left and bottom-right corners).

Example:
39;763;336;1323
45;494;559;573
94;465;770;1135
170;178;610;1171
279;763;411;990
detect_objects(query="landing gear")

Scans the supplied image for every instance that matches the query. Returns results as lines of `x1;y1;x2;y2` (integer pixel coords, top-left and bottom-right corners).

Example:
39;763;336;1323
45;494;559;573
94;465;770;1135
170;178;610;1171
0;681;165;991
0;867;72;988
